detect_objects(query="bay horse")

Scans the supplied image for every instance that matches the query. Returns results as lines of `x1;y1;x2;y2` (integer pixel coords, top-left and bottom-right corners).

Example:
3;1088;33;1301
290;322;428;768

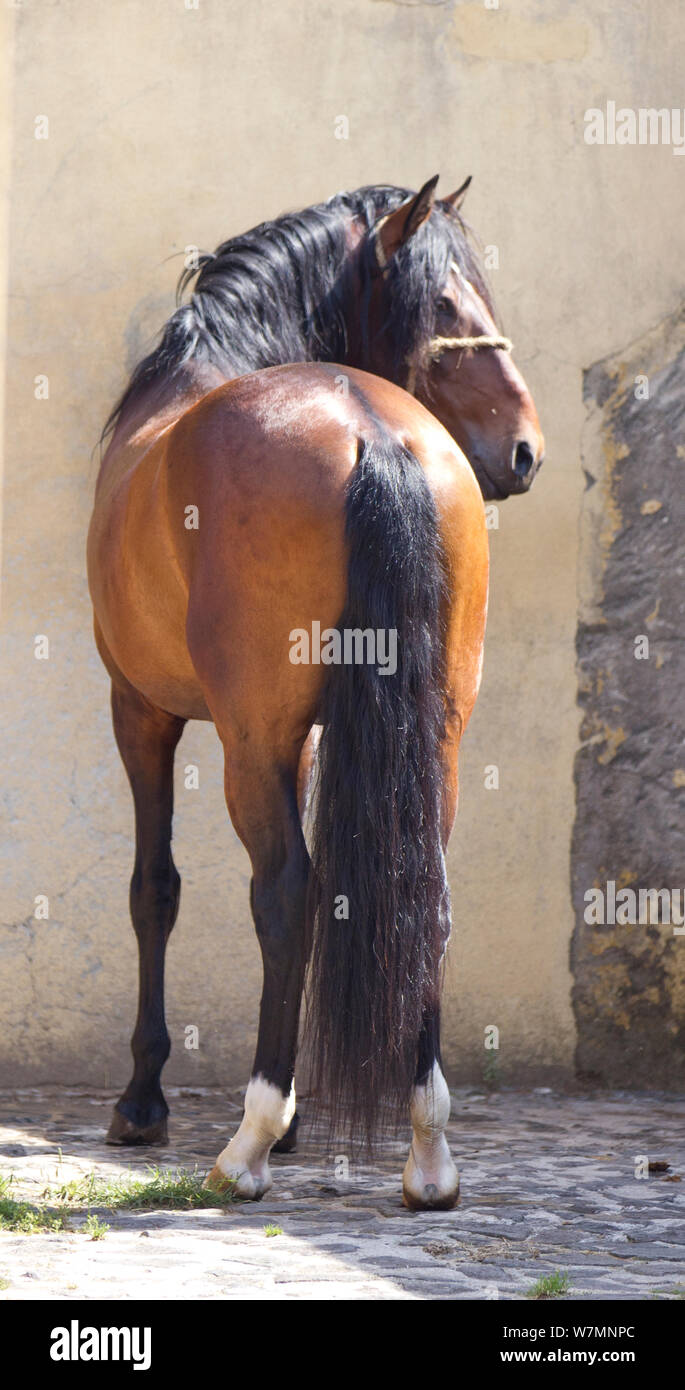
88;177;543;1210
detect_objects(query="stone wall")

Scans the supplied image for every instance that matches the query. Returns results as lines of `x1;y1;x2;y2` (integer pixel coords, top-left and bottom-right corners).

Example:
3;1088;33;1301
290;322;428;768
573;306;685;1086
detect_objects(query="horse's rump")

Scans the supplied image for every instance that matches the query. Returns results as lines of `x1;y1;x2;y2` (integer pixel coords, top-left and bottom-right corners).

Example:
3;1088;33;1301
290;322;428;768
89;366;478;720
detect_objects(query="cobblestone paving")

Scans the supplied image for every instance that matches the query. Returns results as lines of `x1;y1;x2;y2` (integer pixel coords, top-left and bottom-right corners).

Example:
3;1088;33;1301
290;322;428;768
0;1087;683;1300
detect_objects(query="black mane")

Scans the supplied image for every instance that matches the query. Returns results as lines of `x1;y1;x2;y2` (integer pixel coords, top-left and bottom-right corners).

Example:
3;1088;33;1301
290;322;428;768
103;183;495;439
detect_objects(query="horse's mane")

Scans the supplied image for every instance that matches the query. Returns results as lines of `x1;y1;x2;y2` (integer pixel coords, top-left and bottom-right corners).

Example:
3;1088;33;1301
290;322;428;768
102;183;494;441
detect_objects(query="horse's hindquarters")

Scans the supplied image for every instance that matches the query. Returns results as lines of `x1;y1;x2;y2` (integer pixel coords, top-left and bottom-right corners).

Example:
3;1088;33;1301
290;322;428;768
162;366;487;742
87;438;214;720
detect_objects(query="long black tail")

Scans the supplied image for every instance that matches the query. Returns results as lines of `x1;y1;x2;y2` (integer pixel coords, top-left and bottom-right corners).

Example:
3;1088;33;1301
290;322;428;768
305;435;451;1150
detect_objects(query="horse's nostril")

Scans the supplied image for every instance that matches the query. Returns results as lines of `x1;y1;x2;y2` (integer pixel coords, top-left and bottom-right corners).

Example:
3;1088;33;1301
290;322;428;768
513;441;535;478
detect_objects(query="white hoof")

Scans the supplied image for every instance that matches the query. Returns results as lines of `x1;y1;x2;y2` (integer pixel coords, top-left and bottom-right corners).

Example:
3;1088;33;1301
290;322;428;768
402;1139;459;1211
204;1157;272;1202
402;1062;459;1211
205;1075;295;1203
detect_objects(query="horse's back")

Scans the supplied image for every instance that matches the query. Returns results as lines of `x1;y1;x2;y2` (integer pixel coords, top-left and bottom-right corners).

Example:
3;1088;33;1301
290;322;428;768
167;362;480;506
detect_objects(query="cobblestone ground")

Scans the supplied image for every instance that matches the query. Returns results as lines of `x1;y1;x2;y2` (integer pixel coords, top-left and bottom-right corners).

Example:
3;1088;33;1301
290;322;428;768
0;1086;683;1301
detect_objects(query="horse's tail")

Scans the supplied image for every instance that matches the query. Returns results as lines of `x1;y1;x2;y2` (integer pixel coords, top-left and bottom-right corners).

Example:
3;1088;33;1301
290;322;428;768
305;435;451;1150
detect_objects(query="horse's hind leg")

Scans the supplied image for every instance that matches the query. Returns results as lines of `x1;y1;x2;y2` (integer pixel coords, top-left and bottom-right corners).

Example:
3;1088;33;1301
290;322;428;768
270;722;320;1156
107;682;185;1145
205;740;309;1199
402;1005;459;1211
402;747;460;1212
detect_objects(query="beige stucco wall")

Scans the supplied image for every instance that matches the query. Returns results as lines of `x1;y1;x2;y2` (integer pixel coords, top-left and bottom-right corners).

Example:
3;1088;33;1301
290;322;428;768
1;0;683;1091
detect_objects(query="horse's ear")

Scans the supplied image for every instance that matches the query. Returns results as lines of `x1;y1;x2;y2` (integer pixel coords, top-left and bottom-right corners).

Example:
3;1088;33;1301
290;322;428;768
443;175;472;212
373;174;439;270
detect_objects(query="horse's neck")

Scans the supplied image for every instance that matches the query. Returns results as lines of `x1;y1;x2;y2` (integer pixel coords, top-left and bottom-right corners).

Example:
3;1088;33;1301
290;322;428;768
100;213;370;481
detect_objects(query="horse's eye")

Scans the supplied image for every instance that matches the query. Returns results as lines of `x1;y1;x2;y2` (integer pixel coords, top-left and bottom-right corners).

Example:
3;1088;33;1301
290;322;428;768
436;296;453;319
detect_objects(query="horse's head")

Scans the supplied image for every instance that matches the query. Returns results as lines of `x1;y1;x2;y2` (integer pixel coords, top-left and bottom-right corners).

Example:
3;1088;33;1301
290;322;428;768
361;176;544;500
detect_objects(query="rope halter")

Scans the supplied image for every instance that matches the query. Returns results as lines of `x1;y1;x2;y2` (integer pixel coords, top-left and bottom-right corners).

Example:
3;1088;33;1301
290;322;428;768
423;261;513;362
422;332;513;359
407;330;513;395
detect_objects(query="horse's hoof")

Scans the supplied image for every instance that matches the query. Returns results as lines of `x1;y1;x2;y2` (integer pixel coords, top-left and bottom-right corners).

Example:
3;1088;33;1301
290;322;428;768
272;1110;300;1154
402;1150;460;1211
402;1134;459;1211
203;1163;266;1201
106;1109;169;1146
402;1180;460;1212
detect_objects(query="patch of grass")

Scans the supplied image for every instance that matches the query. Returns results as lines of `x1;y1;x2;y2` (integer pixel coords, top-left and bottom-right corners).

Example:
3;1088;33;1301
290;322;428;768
0;1166;234;1234
264;1224;283;1237
84;1213;109;1241
0;1195;70;1234
48;1166;236;1212
0;1174;70;1233
525;1270;571;1300
51;1174;98;1205
0;1276;11;1290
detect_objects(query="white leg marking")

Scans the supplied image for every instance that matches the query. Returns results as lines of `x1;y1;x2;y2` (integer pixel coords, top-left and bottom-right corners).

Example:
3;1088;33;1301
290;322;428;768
300;723;322;851
402;1062;459;1210
206;1076;296;1200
